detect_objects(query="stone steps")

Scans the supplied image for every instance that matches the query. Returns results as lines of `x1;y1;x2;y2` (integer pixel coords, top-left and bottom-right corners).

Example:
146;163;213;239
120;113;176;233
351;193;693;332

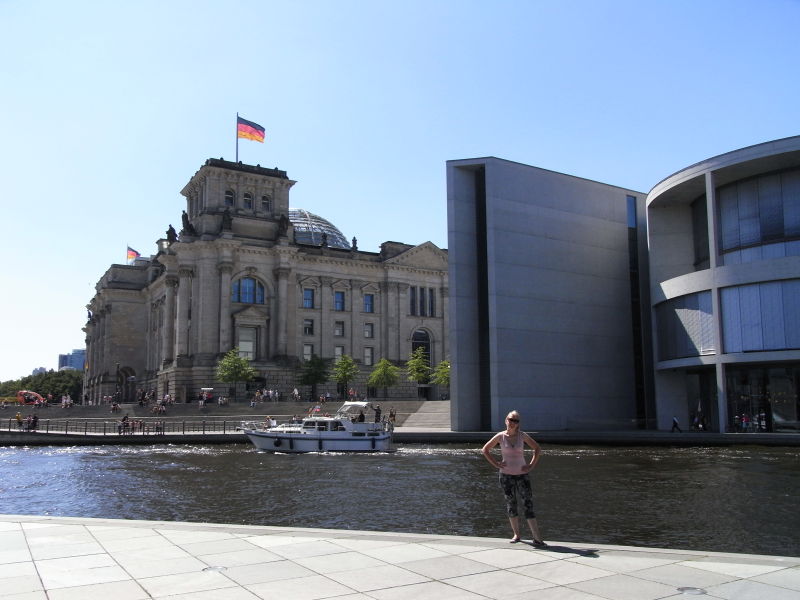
400;400;451;428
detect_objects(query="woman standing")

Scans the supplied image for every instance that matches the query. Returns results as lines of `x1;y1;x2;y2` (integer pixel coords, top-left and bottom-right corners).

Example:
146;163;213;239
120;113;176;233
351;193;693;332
482;410;545;546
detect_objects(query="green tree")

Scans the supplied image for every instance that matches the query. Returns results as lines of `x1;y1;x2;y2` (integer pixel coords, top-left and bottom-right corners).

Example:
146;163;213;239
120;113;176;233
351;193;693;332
431;359;451;387
405;346;431;385
215;348;257;401
368;358;400;399
299;354;331;400
1;370;83;401
331;355;359;399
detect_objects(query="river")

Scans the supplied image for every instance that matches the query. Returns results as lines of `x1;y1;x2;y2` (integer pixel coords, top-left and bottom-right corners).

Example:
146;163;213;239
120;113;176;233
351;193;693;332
1;443;797;556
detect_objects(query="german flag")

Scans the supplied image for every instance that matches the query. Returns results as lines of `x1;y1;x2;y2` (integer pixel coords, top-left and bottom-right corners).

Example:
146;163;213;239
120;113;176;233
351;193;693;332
237;116;265;143
127;247;141;263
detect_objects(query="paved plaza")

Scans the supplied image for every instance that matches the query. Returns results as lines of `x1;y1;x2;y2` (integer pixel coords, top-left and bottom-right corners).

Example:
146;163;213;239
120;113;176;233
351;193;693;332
0;514;798;599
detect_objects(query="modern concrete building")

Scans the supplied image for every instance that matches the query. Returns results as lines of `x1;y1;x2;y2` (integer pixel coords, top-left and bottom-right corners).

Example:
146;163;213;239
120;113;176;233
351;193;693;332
648;136;800;433
84;159;448;403
448;137;800;433
447;158;652;432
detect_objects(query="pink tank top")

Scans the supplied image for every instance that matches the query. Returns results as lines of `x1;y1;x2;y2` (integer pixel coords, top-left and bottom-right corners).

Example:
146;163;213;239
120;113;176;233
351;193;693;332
499;432;527;475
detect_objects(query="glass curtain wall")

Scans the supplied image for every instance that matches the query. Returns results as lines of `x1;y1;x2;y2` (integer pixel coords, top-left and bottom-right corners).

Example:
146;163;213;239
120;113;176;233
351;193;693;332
725;365;800;432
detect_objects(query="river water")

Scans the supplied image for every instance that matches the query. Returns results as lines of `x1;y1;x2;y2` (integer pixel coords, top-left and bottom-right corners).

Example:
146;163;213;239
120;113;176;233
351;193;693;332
1;443;797;556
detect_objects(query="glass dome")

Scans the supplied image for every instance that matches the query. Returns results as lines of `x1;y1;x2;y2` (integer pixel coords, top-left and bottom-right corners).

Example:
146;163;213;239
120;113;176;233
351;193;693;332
289;208;350;249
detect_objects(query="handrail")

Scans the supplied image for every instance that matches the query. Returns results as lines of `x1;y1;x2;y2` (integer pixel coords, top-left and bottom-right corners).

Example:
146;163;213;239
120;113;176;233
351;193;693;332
2;418;243;436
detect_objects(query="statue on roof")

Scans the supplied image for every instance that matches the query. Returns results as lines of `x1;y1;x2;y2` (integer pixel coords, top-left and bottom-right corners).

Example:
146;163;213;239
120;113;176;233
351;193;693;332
221;208;233;231
166;224;178;244
181;210;197;237
278;214;289;236
351;237;358;251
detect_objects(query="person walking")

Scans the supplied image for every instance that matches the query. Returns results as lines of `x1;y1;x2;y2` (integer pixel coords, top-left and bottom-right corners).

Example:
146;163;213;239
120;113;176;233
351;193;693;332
482;410;545;546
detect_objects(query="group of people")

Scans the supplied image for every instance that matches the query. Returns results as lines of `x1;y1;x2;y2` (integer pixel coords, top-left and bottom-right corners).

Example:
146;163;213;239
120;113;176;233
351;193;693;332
15;412;39;431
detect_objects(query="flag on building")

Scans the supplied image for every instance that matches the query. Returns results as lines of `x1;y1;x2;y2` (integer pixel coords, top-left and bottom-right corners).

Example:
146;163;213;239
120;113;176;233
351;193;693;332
127;247;141;263
237;116;266;143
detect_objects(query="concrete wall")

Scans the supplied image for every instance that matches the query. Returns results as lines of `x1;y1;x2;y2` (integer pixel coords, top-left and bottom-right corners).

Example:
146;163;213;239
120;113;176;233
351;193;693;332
448;157;646;431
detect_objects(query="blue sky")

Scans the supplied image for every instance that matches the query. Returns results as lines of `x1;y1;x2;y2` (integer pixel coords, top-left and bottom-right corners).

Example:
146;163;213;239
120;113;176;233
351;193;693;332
1;0;798;381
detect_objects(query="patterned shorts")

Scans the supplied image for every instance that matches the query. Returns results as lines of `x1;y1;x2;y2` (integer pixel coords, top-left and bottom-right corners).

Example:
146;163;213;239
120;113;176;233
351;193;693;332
499;472;536;519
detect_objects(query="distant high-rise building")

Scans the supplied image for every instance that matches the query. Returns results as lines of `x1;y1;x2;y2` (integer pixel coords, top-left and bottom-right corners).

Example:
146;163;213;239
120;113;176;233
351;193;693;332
58;349;86;371
31;367;47;376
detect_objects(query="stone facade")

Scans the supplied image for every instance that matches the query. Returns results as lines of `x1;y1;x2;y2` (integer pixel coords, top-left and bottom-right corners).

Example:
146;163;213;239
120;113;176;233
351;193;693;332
84;159;449;403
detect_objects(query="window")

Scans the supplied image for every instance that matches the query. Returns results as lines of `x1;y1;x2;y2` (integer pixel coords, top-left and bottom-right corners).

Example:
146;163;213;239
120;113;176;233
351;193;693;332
364;323;374;338
419;287;427;316
261;195;272;212
303;344;314;361
334;346;344;362
364;347;374;366
303;319;314;335
428;288;436;317
334;290;345;311
303;288;315;309
243;193;253;210
238;327;257;360
225;190;235;206
364;293;374;313
232;277;264;304
334;321;344;336
410;286;417;316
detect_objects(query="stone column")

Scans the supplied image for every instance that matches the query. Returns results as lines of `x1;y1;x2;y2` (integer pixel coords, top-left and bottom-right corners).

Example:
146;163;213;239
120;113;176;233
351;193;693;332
162;276;177;363
218;263;233;353
441;286;449;360
275;267;290;355
196;257;220;358
320;277;333;358
175;267;193;357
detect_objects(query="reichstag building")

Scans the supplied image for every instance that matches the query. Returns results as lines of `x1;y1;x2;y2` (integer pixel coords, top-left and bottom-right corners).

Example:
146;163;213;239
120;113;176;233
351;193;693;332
84;159;449;403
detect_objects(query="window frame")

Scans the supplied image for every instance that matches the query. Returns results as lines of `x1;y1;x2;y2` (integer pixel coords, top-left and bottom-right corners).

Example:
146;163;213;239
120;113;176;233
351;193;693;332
303;319;314;336
334;290;345;311
364;293;374;313
303;288;315;309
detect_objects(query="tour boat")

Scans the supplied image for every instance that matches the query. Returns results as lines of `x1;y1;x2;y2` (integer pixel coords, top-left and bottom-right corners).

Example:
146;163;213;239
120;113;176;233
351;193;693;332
240;401;394;453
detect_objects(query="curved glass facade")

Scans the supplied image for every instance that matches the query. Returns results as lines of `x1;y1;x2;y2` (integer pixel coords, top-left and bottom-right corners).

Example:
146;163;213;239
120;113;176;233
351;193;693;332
718;167;800;265
721;279;800;352
655;291;714;361
289;208;350;249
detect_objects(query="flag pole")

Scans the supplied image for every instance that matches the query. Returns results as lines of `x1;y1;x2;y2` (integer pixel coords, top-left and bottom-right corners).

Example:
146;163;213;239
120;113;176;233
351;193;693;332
235;112;239;163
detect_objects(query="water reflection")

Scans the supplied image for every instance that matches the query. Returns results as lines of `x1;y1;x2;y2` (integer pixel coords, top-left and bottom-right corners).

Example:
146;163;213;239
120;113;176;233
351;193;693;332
0;444;797;556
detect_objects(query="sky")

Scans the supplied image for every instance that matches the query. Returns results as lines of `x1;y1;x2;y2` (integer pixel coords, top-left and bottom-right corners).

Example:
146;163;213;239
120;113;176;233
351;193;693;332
1;0;798;381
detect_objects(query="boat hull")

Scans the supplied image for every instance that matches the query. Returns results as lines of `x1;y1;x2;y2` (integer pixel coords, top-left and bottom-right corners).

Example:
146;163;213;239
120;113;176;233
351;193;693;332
243;430;395;453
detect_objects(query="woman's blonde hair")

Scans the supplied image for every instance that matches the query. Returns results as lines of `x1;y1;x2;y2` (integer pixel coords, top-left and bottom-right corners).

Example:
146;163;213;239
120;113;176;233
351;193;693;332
506;410;521;421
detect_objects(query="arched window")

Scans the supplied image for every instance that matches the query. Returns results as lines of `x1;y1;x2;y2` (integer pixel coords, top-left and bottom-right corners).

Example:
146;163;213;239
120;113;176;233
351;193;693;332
243;193;253;210
411;329;431;362
225;190;235;207
261;195;272;212
232;277;265;304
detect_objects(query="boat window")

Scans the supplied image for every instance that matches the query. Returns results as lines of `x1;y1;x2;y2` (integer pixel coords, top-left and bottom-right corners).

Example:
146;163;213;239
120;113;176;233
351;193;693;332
317;423;327;431
303;421;317;429
333;421;345;431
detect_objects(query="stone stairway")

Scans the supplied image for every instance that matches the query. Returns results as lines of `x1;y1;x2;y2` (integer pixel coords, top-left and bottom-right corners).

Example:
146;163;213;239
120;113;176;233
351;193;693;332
399;400;451;429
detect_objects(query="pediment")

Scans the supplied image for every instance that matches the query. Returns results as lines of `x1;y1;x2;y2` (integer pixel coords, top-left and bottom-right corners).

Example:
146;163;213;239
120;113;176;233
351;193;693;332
232;305;269;320
384;242;447;269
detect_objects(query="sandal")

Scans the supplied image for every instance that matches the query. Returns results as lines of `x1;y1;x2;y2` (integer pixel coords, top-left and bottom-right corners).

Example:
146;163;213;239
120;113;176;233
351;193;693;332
532;539;548;548
510;536;521;543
